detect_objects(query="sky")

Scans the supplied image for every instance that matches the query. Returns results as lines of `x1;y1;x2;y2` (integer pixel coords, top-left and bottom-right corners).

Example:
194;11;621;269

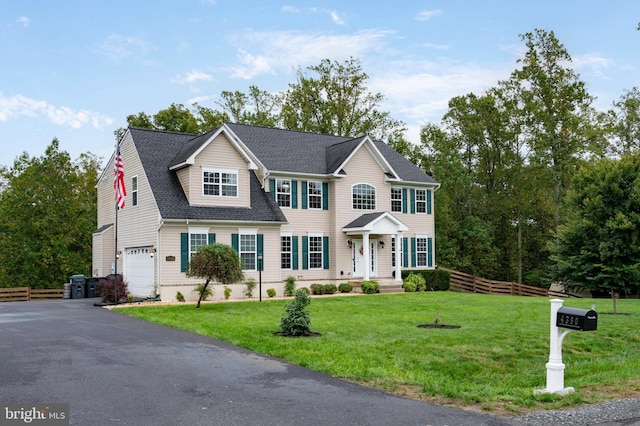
1;1;639;169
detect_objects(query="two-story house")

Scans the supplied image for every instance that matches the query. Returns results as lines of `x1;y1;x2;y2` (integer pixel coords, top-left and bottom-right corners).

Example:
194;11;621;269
92;123;439;301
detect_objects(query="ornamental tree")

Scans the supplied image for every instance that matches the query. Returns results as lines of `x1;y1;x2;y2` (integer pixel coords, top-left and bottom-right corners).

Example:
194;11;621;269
187;243;244;308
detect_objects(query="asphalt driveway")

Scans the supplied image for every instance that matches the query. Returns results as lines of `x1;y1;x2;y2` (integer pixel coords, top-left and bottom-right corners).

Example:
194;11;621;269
0;298;516;426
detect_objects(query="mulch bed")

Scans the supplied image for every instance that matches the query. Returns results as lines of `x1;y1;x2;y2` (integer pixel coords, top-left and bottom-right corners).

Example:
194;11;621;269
274;331;322;337
417;324;461;329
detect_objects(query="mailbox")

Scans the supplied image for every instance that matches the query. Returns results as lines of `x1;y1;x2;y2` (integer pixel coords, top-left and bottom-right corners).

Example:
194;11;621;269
556;307;597;331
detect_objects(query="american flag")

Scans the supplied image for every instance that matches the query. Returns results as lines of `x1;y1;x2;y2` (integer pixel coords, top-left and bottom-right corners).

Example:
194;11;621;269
114;144;127;209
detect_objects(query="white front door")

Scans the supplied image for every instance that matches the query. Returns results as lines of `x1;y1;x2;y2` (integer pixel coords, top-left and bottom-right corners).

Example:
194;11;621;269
353;239;377;278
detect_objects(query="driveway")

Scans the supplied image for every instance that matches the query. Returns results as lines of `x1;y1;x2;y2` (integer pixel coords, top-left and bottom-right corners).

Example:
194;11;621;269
0;298;514;425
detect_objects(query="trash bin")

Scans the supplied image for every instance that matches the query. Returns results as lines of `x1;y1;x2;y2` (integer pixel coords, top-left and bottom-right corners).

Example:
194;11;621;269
86;277;99;298
70;274;86;299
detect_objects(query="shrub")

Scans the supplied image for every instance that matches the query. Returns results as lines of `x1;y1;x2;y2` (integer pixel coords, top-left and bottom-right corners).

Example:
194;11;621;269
284;275;297;297
267;288;276;298
193;284;213;301
426;269;451;291
338;283;352;293
361;280;379;294
244;278;257;298
310;284;325;295
324;284;338;294
280;289;312;336
404;272;426;292
127;294;135;303
299;287;311;295
224;286;232;300
97;274;129;303
176;291;185;302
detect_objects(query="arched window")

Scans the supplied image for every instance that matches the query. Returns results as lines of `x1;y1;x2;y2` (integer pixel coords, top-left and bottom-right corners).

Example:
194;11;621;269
352;183;376;210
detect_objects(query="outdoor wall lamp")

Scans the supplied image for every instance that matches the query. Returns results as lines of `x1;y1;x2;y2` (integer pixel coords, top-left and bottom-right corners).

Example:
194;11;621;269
379;240;385;249
346;239;352;247
116;250;122;259
149;248;156;258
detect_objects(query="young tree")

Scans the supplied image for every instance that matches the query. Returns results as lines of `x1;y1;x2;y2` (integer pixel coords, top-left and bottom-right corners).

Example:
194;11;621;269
187;243;244;308
550;154;640;312
605;87;640;156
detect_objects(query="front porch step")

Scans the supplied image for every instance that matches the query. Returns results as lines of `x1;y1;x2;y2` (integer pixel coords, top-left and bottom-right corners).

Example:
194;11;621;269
348;279;404;294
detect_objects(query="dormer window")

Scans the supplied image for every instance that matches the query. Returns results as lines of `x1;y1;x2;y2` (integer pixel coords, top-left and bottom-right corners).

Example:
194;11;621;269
203;168;238;197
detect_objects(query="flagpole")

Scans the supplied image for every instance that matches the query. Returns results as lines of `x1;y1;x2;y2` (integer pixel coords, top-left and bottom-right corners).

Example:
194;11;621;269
114;141;119;305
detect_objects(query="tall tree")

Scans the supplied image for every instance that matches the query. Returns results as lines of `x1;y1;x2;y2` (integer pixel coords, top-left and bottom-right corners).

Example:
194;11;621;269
281;57;405;140
605;87;640;156
0;140;100;288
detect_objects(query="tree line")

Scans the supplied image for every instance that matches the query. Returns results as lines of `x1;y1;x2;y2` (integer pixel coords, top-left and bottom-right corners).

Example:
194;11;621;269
1;28;638;299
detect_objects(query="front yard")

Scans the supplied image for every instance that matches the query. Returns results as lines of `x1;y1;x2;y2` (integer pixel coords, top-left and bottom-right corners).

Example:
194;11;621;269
115;292;640;415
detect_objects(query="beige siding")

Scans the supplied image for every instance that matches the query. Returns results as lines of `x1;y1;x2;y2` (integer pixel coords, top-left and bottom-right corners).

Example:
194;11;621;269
176;168;189;199
186;133;251;208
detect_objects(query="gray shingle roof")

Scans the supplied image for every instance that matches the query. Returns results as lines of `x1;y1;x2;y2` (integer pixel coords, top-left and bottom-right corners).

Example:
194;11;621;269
130;127;287;223
343;212;387;229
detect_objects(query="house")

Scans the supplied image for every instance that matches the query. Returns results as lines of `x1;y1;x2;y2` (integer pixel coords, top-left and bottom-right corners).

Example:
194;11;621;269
92;123;439;301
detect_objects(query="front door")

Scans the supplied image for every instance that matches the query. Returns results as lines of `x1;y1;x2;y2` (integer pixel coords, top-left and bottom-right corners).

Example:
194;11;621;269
353;239;377;278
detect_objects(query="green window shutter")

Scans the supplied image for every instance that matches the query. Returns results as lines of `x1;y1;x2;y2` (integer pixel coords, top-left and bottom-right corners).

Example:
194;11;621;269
410;189;416;214
180;233;189;273
302;236;308;270
292;236;299;270
231;234;239;253
427;189;432;214
323;236;329;269
301;180;308;209
403;238;409;268
411;237;416;267
269;179;276;202
402;188;408;213
322;182;329;210
208;233;216;245
257;234;264;271
291;180;298;209
427;237;433;267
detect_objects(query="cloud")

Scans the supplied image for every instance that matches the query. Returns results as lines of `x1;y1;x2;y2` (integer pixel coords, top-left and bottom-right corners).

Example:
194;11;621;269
281;5;300;13
170;70;214;84
284;7;346;25
16;16;30;27
97;34;151;61
229;29;393;79
415;9;442;21
572;53;614;79
423;42;449;50
0;93;113;129
188;95;211;105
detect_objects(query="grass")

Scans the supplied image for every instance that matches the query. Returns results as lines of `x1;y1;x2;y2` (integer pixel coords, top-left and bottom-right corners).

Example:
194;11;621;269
115;292;640;415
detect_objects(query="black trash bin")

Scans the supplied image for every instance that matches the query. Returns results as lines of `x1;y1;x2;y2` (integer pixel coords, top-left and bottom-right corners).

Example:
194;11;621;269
70;274;86;299
86;277;98;298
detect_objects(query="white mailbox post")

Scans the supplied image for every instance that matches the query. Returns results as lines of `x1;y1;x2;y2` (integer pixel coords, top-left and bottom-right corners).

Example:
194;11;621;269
534;299;598;396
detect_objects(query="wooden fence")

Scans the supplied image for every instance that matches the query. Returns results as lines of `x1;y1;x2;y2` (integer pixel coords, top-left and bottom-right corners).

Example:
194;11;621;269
0;287;64;303
438;267;567;297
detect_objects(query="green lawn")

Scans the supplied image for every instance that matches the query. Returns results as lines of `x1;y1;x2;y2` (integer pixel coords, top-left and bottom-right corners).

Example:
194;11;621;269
115;292;640;415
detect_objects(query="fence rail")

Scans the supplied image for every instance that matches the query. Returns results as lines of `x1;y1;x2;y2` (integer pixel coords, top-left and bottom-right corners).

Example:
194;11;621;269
0;287;64;303
438;267;560;297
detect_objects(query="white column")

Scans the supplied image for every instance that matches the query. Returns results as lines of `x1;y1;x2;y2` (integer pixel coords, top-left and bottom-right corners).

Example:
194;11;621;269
394;233;402;282
362;232;370;281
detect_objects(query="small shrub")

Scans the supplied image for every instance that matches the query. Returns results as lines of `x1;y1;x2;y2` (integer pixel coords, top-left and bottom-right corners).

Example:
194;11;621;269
338;283;352;293
404;272;426;292
224;286;232;300
324;284;337;294
127;294;135;303
426;269;451;291
97;274;129;303
280;289;312;336
193;284;213;301
284;275;297;297
267;288;276;298
299;287;311;295
310;284;325;295
244;278;257;298
176;291;185;302
361;280;379;294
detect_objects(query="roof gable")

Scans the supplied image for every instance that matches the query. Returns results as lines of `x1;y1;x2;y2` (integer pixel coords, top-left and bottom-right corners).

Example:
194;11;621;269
343;212;409;234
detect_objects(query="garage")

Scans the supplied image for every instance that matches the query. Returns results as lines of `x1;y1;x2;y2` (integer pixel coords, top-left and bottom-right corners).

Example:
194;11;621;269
123;247;155;298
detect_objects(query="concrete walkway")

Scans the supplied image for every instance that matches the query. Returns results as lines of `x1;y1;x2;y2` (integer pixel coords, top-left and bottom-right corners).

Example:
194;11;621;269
0;298;512;426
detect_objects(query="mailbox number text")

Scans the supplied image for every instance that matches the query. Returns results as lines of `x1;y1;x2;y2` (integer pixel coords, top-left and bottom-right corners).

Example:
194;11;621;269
558;314;579;327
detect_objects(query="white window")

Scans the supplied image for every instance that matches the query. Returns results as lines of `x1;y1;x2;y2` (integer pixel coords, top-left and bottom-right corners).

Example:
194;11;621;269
189;227;209;261
416;189;427;214
416;236;428;267
276;179;291;207
308;181;322;209
203;168;238;197
281;234;292;269
240;233;257;271
131;176;138;207
391;187;402;212
308;235;323;269
352;183;376;210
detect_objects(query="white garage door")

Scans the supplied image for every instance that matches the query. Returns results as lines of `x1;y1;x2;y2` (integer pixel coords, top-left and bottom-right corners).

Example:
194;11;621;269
124;247;155;298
